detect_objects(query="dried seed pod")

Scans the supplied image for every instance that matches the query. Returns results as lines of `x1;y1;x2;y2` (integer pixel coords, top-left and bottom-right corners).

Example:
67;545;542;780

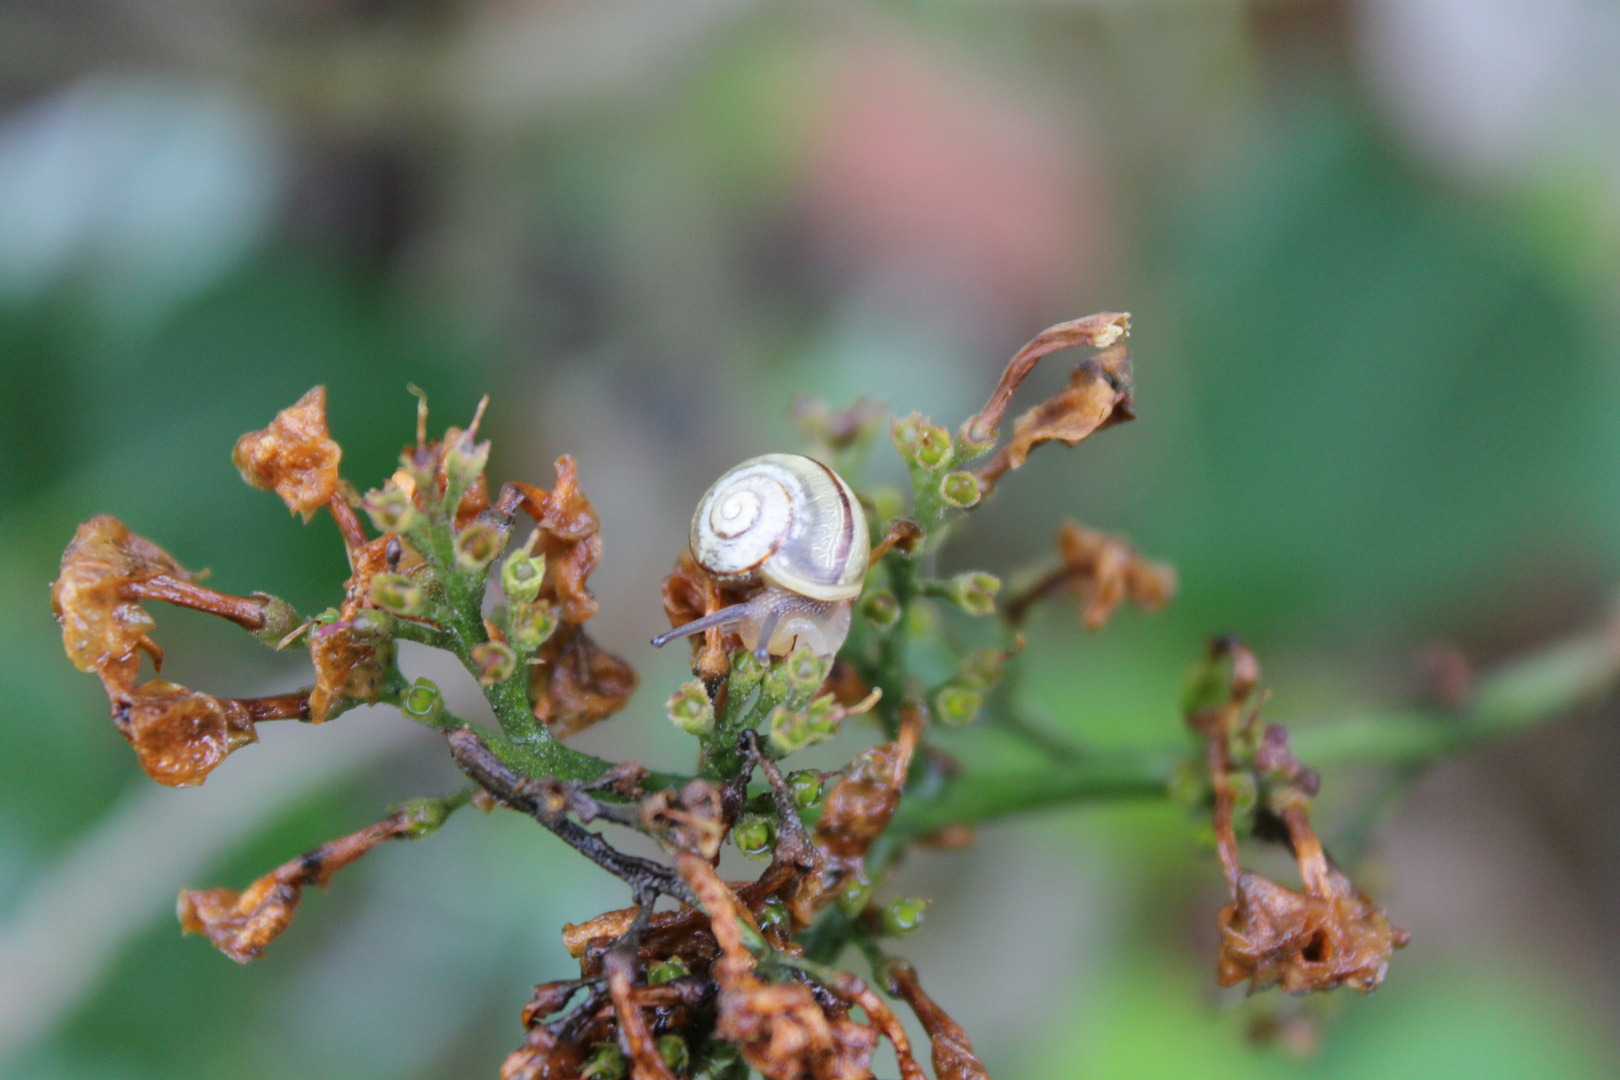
653;454;869;660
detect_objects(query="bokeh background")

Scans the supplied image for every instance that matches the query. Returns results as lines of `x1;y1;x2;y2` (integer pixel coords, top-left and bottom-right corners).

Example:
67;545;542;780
3;1;1619;1077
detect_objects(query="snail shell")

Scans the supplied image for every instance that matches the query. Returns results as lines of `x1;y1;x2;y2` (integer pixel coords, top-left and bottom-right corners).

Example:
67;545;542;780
690;453;869;601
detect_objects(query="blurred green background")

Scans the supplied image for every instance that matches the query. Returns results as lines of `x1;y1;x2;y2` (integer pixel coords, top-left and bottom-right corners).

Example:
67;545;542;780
2;1;1618;1077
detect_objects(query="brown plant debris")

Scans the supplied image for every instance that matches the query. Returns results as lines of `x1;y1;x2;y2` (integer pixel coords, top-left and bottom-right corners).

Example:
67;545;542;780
1191;638;1408;995
1006;522;1176;629
884;960;991;1080
178;808;421;962
233;386;343;520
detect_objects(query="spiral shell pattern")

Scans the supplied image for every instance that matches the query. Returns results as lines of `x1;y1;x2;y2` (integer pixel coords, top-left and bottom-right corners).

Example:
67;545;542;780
690;453;869;602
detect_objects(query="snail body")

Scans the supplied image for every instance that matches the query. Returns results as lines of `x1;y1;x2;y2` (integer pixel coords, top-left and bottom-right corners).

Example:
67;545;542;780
652;453;869;660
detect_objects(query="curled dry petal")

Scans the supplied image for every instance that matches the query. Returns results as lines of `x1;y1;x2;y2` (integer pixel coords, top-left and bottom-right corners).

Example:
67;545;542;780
562;906;640;959
116;680;257;787
885;961;991;1080
178;809;418;962
501;1026;590;1080
975;343;1134;493
965;312;1130;444
529;626;638;737
233;386;342;520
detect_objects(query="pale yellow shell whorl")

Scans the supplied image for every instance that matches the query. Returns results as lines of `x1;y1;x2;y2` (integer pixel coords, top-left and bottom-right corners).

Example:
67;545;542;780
689;453;869;602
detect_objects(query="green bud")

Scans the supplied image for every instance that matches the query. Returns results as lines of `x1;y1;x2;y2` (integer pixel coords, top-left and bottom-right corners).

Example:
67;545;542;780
1181;655;1229;719
733;815;775;860
878;896;930;936
836;872;873;917
347;608;393;643
396;796;453;840
955;416;998;461
914;423;952;468
508;602;557;654
443;431;491;496
647;956;690;985
1228;771;1258;818
934;685;983;727
950;572;1000;617
501;548;547;605
1167;761;1208;808
803;695;842;740
768;706;810;756
758;896;791;935
787;770;824;811
783;644;828;697
656;1035;689;1074
250;593;303;648
729;648;766;695
956;647;1009;691
470;641;517;685
454;520;504;572
362;481;420;535
762;658;792;702
862;589;900;630
666;681;715;736
890;414;923;461
582;1042;626;1080
401;678;446;726
369;572;425;617
939;470;981;509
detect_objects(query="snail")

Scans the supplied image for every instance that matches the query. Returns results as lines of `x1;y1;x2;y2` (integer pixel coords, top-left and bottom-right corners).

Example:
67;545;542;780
651;453;870;661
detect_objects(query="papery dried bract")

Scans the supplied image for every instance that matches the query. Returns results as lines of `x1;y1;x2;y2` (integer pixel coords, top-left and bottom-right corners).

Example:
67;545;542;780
117;679;257;787
509;456;603;625
178;810;415;962
233;386;342;519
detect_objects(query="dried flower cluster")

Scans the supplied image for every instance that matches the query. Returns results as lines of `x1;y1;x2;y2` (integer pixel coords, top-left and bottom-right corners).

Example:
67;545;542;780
51;313;1415;1078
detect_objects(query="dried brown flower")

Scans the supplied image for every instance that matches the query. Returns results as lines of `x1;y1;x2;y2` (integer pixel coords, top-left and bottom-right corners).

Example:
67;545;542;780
1007;522;1176;628
966;314;1129;440
178;808;420;961
115;680;258;787
53;515;188;691
507;456;603;625
805;706;923;903
661;548;738;681
233;386;343;520
307;532;401;723
1217;805;1409;994
529;625;638;737
975;342;1134;492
